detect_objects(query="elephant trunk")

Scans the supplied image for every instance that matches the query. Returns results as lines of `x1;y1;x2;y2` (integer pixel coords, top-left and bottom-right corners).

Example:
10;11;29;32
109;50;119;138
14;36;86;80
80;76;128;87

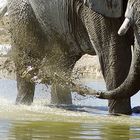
97;45;140;99
96;0;140;99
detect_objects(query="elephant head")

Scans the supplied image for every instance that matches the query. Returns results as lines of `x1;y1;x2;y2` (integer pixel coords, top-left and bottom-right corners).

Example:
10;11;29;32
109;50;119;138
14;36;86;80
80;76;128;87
96;0;140;99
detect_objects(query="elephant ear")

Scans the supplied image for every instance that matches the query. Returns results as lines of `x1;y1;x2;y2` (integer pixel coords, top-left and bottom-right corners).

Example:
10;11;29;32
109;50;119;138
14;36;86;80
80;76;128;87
84;0;123;18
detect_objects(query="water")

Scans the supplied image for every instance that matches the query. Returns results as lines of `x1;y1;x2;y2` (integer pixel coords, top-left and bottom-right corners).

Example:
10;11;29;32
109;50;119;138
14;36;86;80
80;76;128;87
0;79;140;140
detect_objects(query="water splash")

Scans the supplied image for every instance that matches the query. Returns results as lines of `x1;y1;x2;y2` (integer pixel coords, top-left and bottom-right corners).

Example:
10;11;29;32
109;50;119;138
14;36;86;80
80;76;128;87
0;79;140;125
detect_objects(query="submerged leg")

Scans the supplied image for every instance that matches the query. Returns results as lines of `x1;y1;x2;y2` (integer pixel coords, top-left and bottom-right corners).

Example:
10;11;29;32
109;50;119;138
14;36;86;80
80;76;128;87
98;42;132;115
8;0;46;105
47;49;81;105
50;63;73;105
16;73;35;105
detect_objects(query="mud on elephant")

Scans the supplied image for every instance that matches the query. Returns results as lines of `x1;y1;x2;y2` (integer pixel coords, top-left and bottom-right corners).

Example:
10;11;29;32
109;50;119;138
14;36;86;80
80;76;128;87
7;0;133;114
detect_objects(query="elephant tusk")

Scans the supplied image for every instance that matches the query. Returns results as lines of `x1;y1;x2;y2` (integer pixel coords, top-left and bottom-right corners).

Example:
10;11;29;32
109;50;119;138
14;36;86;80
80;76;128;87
118;18;131;36
0;3;7;19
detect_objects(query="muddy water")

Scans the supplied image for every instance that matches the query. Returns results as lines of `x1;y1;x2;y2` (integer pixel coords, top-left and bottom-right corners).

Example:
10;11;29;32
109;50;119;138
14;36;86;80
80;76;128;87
0;79;140;140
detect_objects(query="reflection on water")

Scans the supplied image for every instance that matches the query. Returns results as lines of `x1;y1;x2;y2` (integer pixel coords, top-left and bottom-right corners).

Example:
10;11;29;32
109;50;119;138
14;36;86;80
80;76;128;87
0;79;140;140
3;121;140;140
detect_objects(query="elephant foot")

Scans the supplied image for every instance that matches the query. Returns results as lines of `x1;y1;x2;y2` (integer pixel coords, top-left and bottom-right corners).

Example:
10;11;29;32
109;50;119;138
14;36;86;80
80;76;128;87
132;106;140;113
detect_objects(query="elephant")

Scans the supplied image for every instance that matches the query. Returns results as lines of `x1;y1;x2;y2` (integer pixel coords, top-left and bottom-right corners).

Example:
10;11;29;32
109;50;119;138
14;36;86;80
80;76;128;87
7;0;133;115
96;0;140;110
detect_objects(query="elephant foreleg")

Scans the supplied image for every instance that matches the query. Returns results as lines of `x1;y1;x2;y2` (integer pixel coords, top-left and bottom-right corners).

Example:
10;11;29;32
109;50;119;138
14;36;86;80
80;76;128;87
79;6;133;114
47;52;81;105
50;64;73;105
98;41;132;115
8;0;46;105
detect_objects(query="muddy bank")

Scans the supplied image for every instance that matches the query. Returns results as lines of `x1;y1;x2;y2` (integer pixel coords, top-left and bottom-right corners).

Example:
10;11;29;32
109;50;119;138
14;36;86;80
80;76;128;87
73;54;103;79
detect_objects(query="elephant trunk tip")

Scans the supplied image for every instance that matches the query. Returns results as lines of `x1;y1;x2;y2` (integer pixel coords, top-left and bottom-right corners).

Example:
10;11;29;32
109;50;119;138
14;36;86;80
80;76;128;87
95;91;112;99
